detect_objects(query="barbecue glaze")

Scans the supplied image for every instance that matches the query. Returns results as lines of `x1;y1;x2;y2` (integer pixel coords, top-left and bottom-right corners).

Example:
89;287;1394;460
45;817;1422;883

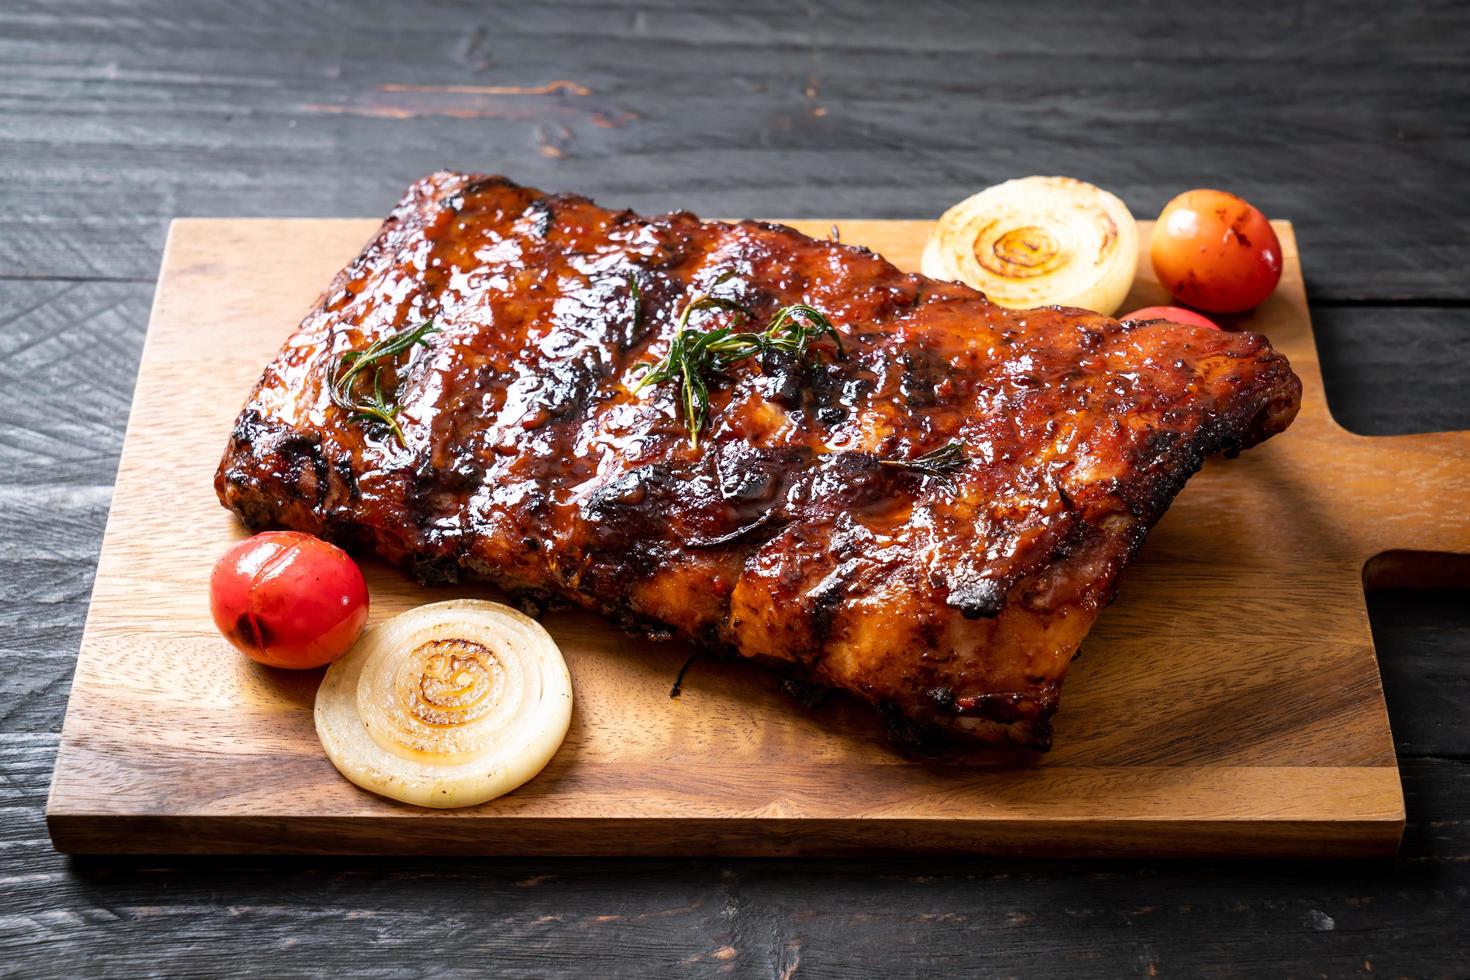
217;173;1301;748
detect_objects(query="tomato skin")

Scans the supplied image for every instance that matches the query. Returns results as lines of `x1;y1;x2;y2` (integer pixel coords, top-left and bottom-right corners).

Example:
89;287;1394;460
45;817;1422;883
1120;305;1221;331
210;531;368;669
1150;190;1282;313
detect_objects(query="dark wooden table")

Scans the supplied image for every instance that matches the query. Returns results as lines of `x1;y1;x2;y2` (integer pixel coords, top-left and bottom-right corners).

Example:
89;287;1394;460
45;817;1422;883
3;2;1467;975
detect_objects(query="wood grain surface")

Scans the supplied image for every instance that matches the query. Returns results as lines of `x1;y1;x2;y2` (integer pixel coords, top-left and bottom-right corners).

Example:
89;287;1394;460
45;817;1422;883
6;0;1470;975
3;1;1468;306
44;215;1463;858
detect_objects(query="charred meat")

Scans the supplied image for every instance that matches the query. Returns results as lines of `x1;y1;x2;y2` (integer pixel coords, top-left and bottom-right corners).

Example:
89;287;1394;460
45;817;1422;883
217;173;1301;748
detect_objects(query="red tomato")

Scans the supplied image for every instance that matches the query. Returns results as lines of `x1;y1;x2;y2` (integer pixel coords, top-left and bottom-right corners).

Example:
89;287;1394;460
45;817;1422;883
1120;306;1221;331
210;531;368;669
1150;189;1282;313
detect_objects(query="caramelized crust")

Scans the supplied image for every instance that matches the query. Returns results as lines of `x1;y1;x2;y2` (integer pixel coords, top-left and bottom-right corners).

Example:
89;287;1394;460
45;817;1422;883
216;173;1302;748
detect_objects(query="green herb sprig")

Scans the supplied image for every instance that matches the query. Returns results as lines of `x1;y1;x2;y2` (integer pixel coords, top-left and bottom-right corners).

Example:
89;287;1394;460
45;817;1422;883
630;285;844;448
329;320;439;447
880;441;969;482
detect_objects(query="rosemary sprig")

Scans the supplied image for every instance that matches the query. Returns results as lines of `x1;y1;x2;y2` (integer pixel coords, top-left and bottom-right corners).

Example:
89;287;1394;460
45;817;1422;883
630;286;844;448
330;320;439;447
880;441;969;481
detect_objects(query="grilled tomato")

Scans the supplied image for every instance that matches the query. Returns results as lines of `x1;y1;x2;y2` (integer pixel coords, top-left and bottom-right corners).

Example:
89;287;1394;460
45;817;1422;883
1120;305;1221;331
210;531;368;669
1150;189;1282;313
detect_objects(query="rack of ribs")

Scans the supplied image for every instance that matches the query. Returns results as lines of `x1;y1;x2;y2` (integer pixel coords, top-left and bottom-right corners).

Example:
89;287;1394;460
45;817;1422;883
216;172;1302;749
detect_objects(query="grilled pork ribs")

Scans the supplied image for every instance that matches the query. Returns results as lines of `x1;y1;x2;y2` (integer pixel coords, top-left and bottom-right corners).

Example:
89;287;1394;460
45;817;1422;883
216;173;1301;749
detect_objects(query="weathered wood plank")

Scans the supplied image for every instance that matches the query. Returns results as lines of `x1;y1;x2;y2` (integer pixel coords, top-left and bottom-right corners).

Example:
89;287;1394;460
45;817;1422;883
0;0;1467;299
0;281;148;731
3;737;1467;977
1370;589;1470;761
2;0;1469;970
1314;306;1470;436
0;280;149;484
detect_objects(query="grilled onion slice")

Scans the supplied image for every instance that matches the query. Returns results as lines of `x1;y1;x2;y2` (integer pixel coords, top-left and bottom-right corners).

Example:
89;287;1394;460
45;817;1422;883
314;599;573;808
921;176;1138;315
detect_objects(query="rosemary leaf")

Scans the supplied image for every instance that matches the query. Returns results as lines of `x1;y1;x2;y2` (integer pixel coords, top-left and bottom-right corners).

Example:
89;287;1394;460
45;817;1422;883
330;320;439;447
880;441;969;481
626;273;642;335
631;283;844;447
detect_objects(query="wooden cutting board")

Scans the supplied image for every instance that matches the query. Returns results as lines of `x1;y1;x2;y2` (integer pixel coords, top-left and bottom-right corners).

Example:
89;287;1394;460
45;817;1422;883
46;217;1468;856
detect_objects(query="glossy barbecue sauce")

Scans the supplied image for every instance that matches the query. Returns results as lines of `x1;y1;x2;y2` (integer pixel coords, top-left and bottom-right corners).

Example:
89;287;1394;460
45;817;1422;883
217;173;1301;749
